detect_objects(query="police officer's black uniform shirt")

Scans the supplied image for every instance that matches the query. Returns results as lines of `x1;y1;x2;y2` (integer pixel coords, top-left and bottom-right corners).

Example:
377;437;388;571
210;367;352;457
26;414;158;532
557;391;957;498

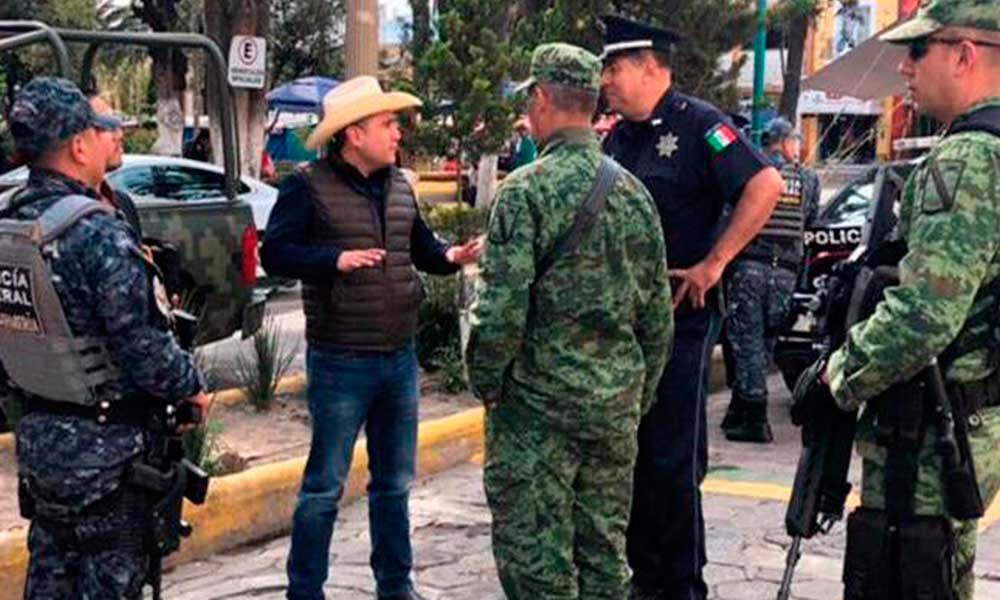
603;88;770;272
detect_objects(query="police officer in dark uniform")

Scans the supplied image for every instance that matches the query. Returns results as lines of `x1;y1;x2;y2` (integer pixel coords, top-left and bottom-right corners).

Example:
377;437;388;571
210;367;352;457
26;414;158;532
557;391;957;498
720;117;820;444
0;77;209;599
600;16;782;600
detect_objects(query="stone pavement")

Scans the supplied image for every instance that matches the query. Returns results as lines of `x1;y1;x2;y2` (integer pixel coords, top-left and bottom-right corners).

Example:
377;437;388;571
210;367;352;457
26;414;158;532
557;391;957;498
162;458;1000;600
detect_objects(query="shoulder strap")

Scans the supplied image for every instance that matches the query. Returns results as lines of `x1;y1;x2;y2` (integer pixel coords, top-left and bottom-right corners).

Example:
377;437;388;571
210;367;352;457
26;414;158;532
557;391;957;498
534;156;621;284
38;195;113;245
948;106;1000;138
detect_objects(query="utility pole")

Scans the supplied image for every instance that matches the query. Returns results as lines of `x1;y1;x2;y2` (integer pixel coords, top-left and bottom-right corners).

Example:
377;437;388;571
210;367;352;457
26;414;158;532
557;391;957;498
345;0;379;77
751;0;768;147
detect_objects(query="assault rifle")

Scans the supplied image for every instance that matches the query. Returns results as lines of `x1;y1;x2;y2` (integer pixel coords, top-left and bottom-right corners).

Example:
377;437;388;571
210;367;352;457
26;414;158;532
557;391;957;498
132;400;210;600
777;260;859;600
776;162;910;600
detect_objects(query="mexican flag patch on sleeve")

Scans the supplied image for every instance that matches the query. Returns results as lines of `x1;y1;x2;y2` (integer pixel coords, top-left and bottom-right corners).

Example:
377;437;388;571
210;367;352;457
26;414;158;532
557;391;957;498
705;123;737;154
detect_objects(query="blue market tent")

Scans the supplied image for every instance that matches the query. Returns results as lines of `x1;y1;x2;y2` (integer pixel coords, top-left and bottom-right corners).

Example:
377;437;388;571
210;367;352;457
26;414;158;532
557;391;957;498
266;76;340;114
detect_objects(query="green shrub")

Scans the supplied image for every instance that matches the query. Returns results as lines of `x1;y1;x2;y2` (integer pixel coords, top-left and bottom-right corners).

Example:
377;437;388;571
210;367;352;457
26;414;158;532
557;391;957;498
123;126;157;154
431;345;468;394
416;202;488;369
182;414;226;475
234;312;298;412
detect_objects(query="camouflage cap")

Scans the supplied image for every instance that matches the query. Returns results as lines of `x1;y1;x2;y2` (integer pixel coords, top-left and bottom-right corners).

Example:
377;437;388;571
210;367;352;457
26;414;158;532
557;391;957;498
881;0;1000;43
513;43;601;95
8;77;121;158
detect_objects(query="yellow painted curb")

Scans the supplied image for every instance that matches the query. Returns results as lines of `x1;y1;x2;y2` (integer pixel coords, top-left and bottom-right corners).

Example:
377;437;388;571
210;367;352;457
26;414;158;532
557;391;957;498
0;372;309;454
0;407;485;600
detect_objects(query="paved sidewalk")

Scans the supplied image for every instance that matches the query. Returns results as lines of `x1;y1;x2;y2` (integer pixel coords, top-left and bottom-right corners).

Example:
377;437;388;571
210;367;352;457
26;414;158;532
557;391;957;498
162;459;1000;600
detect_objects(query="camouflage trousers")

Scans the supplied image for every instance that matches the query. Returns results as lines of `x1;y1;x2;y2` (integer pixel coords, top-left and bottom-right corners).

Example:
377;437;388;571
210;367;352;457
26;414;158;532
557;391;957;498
857;404;1000;599
484;401;638;599
23;485;150;599
723;259;797;406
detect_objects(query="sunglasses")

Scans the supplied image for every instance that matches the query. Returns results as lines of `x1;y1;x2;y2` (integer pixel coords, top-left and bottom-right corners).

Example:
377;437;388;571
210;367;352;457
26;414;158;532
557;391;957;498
907;36;1000;61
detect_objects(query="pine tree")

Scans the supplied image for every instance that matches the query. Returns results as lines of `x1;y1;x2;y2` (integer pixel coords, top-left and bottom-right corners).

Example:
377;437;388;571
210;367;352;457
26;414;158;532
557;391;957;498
402;0;525;166
617;0;756;111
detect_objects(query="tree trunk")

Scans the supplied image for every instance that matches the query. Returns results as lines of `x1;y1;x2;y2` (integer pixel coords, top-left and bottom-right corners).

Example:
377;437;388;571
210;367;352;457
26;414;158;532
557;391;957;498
205;0;271;179
149;49;187;156
778;12;809;122
408;0;431;59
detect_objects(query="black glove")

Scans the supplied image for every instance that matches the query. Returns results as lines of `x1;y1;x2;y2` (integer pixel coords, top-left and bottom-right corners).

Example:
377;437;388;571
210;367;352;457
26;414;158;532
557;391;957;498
790;357;828;427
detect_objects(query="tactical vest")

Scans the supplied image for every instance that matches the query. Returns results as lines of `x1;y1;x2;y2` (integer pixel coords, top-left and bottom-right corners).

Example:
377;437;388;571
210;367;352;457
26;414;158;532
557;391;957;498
739;160;807;269
0;194;121;405
299;161;424;351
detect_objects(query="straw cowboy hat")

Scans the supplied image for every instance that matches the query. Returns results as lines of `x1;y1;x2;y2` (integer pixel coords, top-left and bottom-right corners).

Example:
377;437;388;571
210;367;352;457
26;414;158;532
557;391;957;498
305;75;422;150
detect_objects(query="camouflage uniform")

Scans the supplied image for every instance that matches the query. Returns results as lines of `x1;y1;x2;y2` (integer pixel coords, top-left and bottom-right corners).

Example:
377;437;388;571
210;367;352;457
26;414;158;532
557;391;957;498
1;78;202;599
466;44;673;599
828;5;1000;596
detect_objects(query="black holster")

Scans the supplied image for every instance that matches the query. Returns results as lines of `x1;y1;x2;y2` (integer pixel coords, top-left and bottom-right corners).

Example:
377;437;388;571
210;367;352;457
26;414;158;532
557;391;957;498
873;379;927;519
844;507;955;600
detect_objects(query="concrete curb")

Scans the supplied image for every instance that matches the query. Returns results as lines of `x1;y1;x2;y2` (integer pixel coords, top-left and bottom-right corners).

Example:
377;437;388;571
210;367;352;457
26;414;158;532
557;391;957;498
0;406;485;600
0;352;729;599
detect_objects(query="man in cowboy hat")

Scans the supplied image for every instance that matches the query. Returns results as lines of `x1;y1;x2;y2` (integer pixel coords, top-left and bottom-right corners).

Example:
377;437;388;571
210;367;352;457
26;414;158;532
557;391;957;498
599;14;782;600
809;1;1000;598
260;76;483;600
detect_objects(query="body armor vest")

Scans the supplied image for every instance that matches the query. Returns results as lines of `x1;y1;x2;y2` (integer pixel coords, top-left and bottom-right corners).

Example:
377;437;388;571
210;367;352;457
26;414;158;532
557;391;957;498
739;160;807;269
299;161;424;351
0;194;120;405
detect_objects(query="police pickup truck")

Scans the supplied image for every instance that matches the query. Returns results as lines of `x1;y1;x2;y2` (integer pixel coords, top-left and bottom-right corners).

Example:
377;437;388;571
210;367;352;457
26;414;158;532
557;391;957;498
0;23;267;347
773;159;918;391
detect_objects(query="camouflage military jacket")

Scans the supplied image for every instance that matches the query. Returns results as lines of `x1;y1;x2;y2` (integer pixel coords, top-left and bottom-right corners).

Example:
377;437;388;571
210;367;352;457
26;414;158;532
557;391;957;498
466;127;673;439
828;97;1000;410
7;170;202;509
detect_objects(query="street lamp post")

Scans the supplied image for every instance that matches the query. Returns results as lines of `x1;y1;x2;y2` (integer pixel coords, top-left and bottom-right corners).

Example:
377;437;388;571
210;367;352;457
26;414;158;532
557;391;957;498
751;0;768;147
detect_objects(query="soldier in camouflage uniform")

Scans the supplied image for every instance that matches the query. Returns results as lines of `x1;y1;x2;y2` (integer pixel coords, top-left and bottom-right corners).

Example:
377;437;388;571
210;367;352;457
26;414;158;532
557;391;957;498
466;44;673;599
722;117;820;443
0;77;208;599
822;2;1000;597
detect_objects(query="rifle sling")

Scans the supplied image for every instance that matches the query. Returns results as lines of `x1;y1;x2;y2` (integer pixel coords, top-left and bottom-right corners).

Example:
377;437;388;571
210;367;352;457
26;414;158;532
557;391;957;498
533;156;620;285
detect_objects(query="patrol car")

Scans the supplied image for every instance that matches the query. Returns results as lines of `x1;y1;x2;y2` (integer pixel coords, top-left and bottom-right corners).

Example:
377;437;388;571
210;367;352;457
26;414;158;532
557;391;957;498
773;159;919;391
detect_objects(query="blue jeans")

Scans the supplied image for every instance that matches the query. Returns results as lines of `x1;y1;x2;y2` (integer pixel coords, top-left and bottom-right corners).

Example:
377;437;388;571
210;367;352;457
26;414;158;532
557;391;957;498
286;343;419;600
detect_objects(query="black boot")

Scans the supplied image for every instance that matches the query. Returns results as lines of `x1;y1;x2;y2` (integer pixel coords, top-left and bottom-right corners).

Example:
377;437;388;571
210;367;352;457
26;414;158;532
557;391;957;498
720;395;745;431
724;403;773;443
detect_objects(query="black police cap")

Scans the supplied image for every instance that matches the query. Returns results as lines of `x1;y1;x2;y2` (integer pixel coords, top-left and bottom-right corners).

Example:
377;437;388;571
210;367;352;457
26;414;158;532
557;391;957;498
600;15;685;61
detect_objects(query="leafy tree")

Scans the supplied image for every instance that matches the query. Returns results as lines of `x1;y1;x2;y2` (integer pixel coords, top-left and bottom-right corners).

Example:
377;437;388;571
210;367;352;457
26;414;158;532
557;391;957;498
510;0;756;112
403;0;524;169
270;0;345;84
771;0;855;121
617;0;756;112
128;0;196;156
204;0;270;178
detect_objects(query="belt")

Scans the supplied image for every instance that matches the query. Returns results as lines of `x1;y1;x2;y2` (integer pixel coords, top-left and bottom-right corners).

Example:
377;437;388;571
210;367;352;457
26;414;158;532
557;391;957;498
22;396;154;428
948;373;1000;430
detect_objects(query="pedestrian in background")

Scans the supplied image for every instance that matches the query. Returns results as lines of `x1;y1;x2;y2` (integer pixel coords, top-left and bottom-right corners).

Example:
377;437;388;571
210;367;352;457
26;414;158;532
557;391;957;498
511;119;538;169
260;75;482;600
600;14;782;599
467;43;673;600
720;116;820;443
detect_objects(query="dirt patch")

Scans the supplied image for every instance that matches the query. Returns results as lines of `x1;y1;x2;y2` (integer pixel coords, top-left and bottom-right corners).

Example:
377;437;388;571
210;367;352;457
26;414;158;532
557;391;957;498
0;370;480;531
